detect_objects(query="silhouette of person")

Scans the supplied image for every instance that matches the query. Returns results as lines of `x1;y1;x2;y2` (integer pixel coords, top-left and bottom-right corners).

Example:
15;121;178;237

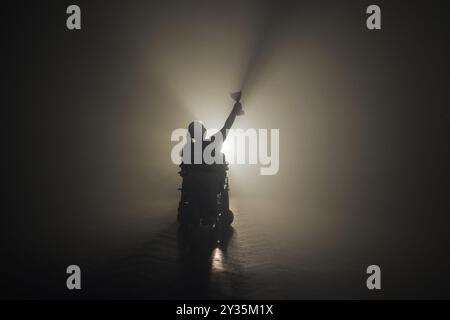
181;102;243;224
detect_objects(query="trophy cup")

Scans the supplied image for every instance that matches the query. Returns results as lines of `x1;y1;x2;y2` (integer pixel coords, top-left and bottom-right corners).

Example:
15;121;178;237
230;91;244;116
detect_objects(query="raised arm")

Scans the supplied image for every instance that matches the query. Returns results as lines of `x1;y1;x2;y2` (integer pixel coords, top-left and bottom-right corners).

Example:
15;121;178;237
213;102;242;142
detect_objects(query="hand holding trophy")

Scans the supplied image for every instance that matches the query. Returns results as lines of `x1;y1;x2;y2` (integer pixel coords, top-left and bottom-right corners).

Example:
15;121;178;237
230;91;244;116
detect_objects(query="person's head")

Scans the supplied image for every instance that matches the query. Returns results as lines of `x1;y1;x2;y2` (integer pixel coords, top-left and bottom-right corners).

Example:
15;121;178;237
188;120;206;142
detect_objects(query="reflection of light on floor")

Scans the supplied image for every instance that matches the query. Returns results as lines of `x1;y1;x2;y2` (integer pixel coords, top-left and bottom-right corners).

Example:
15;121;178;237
211;248;225;273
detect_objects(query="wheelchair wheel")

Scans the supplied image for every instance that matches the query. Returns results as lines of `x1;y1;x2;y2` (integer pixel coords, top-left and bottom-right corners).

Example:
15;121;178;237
177;205;190;225
220;210;234;226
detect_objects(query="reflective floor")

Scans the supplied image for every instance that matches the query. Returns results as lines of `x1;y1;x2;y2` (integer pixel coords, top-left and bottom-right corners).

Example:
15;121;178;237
4;198;445;299
86;207;374;299
89;210;282;299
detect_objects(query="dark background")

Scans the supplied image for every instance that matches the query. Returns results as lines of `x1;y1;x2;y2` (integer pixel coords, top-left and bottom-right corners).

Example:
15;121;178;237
2;0;450;299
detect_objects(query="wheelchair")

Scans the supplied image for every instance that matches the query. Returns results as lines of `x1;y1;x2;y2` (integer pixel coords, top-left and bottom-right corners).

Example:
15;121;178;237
177;163;234;227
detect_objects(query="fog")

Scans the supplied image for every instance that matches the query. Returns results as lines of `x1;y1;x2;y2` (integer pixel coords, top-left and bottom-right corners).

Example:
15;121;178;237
4;0;450;298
